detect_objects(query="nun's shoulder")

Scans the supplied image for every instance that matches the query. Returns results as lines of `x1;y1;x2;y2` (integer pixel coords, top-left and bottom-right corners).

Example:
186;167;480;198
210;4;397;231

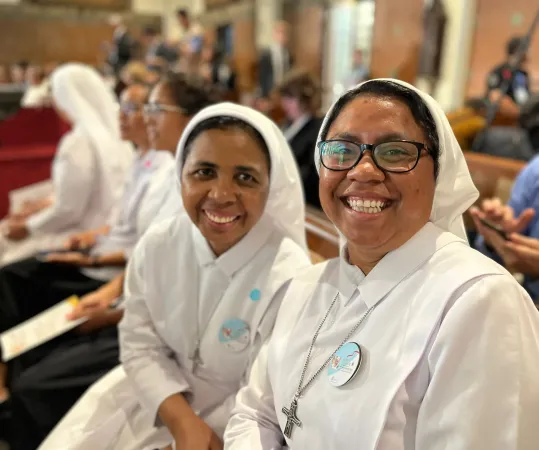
266;233;312;269
429;240;510;278
57;128;90;154
136;213;190;252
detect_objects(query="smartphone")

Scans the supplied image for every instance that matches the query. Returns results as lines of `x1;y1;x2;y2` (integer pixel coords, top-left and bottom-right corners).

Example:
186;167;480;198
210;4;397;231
35;248;91;262
478;217;508;240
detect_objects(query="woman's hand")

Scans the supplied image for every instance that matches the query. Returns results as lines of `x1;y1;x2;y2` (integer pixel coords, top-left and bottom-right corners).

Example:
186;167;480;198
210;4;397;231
46;251;94;266
67;289;116;321
4;219;29;241
502;233;539;278
470;198;535;238
64;231;98;251
173;412;223;450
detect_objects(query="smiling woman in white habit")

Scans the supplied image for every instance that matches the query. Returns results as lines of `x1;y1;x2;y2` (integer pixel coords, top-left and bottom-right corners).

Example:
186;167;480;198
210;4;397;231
1;63;133;265
224;79;539;450
37;102;311;450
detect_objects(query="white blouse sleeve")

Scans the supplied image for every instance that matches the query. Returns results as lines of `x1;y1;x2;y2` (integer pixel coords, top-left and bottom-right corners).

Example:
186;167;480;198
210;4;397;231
119;238;191;423
224;342;285;450
26;133;95;233
416;274;539;450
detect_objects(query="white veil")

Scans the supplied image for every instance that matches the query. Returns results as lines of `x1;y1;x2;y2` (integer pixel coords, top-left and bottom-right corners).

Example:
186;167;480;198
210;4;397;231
51;63;133;208
315;78;478;241
175;102;308;251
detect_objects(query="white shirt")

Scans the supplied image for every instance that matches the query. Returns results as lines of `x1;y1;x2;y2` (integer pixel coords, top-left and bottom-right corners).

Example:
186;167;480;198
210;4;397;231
283;115;311;143
271;44;290;86
83;150;174;281
225;222;539;450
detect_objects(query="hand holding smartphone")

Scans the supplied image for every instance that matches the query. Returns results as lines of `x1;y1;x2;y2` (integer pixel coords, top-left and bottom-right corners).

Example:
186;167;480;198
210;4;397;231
478;217;508;240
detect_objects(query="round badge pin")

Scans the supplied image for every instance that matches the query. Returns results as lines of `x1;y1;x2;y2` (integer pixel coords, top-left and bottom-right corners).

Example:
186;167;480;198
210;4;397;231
249;289;261;302
218;318;250;352
327;342;362;387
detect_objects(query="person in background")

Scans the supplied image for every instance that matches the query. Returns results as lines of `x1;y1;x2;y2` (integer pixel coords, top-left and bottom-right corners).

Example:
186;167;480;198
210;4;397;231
119;60;151;86
39;102;310;450
141;27;178;65
0;65;9;84
487;36;530;107
470;153;539;301
176;8;204;55
10;61;28;88
278;69;323;209
258;21;293;99
1;63;133;265
345;49;369;89
224;79;539;450
106;14;134;75
3;75;217;450
0;82;151;450
200;46;236;95
21;65;50;108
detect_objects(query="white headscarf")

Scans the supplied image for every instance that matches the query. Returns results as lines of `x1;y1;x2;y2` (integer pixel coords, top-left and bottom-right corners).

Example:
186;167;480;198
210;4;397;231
175;102;308;251
51;63;133;208
315;78;478;241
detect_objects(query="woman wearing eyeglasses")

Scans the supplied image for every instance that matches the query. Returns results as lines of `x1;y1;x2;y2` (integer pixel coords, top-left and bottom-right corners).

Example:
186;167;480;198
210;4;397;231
224;79;539;450
0;73;217;450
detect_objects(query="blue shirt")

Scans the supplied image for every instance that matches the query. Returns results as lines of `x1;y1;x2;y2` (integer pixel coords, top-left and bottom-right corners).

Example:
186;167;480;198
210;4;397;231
475;155;539;299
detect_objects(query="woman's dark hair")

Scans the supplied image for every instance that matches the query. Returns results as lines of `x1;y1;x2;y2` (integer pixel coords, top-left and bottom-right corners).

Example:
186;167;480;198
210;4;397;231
182;116;271;173
320;80;440;178
278;69;320;113
161;71;220;116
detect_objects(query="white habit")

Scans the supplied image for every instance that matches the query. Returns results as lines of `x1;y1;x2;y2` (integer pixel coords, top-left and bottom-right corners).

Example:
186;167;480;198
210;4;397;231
224;80;539;449
0;63;133;266
39;103;310;450
83;149;174;281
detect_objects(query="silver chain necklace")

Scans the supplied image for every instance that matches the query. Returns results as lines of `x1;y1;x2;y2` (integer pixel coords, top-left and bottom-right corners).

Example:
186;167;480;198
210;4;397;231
282;293;376;439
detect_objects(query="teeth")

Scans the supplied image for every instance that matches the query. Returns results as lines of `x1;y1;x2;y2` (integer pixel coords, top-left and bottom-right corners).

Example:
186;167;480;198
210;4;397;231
205;212;238;224
346;199;386;214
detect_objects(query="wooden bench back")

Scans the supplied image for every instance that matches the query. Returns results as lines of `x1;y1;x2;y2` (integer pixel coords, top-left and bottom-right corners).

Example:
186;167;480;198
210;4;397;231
305;206;340;260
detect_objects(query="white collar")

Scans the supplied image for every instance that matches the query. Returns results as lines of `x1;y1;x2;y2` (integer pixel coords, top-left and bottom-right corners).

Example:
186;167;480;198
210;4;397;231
339;222;463;308
191;215;274;278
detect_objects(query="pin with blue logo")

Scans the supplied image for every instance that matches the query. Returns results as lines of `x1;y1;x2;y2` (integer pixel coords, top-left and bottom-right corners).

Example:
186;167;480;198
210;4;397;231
218;318;250;352
327;342;362;387
249;289;261;302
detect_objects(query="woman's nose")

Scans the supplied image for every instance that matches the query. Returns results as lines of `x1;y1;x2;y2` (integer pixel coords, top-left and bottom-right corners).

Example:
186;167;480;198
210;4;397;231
346;152;385;183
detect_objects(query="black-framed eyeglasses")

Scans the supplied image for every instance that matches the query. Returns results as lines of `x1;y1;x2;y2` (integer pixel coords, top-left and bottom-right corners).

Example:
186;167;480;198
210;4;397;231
119;102;143;114
143;103;186;116
318;139;430;173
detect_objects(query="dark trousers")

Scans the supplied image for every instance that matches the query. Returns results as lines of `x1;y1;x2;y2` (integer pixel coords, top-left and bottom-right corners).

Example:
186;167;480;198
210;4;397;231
10;328;119;450
0;257;119;449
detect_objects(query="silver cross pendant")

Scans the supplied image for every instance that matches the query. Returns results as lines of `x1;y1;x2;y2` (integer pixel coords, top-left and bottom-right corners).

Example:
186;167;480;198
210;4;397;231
282;397;302;439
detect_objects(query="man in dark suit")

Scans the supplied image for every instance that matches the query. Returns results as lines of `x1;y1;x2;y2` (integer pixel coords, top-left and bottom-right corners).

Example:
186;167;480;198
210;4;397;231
258;21;293;99
279;70;322;208
107;15;133;75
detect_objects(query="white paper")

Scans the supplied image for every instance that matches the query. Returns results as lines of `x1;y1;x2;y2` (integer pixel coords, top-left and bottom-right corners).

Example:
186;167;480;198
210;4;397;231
0;296;87;362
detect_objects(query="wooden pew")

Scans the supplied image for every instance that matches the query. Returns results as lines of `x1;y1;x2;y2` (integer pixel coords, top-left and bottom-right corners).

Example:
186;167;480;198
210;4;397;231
305;205;339;260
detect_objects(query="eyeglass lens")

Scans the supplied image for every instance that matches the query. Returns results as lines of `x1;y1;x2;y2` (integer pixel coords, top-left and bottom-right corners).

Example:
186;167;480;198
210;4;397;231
320;140;421;172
